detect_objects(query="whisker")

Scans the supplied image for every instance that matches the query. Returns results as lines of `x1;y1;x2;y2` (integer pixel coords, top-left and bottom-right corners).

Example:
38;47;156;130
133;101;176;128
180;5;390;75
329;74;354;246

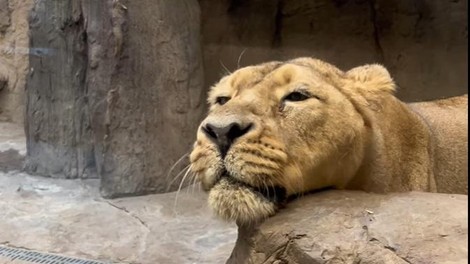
173;165;193;213
165;152;189;182
166;164;191;192
190;172;199;194
219;60;232;75
295;162;305;194
237;48;247;69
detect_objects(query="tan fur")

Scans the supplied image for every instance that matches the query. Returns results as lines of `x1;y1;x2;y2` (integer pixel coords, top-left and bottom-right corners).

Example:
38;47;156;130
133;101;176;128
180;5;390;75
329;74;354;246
190;57;468;225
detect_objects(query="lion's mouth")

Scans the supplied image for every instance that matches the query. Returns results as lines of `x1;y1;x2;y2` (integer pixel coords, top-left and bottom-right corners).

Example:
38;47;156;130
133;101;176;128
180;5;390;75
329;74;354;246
204;162;289;224
218;169;287;205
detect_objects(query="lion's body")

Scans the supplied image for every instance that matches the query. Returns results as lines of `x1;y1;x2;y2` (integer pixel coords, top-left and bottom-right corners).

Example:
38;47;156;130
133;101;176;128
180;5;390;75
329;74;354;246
190;57;468;225
409;96;468;194
346;94;468;194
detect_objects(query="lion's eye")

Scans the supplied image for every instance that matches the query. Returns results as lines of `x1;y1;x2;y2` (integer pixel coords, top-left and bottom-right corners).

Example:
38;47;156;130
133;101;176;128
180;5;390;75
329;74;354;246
283;92;310;102
215;96;231;105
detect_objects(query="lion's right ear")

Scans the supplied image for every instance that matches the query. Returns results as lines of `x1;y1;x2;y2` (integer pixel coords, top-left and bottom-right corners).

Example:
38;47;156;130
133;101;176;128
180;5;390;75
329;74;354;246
345;64;396;95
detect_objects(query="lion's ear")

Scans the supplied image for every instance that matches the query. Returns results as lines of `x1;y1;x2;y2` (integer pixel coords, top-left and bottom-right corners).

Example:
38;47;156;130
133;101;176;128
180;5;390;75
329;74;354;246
345;64;396;94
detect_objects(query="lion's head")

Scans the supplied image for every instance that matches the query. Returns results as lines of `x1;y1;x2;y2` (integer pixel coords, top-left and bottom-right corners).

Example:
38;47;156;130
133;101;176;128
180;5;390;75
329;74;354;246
190;57;396;225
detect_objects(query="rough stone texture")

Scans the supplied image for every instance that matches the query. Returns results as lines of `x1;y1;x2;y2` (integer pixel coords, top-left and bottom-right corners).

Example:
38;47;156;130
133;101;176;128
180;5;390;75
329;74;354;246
0;0;10;33
199;0;468;102
0;0;33;123
25;0;205;196
0;171;237;264
25;1;94;179
85;0;206;197
228;191;468;264
0;122;25;172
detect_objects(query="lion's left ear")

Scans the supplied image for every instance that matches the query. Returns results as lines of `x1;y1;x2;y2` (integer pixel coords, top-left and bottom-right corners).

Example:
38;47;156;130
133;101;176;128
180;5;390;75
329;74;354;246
345;64;396;94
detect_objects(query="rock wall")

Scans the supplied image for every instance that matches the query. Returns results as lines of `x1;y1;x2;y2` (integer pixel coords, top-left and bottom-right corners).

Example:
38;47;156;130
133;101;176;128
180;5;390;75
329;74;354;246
0;0;33;123
24;0;205;197
199;0;468;102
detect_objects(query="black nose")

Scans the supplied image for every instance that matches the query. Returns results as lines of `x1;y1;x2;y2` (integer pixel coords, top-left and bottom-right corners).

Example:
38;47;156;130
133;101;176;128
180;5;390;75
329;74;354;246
202;122;253;157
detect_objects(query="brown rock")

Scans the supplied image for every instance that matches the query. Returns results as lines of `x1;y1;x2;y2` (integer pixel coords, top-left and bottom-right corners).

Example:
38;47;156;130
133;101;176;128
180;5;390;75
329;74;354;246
0;0;33;123
87;0;206;197
229;191;468;264
24;0;205;197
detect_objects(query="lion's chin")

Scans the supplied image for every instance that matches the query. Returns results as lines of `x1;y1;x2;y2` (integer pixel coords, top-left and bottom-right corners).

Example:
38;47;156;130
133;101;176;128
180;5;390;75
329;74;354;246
207;177;285;226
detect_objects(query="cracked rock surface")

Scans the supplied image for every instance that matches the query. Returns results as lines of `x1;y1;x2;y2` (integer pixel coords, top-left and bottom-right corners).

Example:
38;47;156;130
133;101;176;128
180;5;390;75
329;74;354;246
0;171;237;263
229;191;468;264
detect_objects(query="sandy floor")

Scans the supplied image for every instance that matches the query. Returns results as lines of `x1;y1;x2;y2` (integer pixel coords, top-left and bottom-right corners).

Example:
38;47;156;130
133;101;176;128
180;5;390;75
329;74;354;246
0;122;237;264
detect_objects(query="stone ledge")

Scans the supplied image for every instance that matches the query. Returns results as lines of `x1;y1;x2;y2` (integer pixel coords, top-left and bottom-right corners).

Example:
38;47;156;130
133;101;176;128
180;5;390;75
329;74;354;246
228;191;468;264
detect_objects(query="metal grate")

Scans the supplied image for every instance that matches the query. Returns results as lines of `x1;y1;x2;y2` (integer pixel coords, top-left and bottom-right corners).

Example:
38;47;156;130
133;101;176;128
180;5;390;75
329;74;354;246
0;245;110;264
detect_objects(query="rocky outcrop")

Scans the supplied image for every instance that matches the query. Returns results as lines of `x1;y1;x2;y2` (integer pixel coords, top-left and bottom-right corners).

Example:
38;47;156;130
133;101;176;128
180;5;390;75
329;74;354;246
228;191;468;264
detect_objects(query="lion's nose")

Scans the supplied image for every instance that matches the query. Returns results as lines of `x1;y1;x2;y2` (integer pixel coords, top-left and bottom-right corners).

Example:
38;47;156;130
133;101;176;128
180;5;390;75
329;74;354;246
202;122;253;157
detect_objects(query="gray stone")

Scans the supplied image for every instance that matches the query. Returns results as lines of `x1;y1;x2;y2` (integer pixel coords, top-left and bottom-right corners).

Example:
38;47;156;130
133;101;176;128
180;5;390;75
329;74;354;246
228;190;468;264
0;171;237;264
0;122;25;171
25;0;94;179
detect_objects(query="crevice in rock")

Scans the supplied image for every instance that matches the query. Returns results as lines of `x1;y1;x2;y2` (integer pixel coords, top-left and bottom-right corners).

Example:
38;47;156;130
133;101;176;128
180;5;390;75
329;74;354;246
0;241;34;251
105;200;149;230
272;0;284;47
368;0;385;62
368;237;411;263
261;233;309;263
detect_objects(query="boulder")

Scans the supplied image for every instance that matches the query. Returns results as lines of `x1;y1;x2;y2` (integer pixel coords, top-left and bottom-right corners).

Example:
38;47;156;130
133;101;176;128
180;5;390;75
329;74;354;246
228;190;468;264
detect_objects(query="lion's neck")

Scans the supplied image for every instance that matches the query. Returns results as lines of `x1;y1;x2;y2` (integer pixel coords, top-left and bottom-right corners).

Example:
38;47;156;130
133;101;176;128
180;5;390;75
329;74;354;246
346;95;436;193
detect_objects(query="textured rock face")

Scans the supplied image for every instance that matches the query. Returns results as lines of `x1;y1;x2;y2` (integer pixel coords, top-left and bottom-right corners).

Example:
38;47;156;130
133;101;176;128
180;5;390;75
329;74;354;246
199;0;468;102
228;191;468;264
24;0;205;197
25;1;93;179
0;0;33;123
0;0;10;33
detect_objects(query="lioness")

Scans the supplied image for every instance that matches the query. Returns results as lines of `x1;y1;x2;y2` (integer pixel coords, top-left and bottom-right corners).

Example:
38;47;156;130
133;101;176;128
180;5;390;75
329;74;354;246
189;57;468;225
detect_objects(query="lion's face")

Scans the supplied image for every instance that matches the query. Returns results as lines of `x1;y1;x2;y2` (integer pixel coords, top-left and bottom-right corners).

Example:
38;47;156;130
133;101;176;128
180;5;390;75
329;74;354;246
190;58;380;225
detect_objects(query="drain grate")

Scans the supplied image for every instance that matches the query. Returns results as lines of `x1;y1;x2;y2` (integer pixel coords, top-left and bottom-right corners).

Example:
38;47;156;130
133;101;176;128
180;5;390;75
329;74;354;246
0;245;110;264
